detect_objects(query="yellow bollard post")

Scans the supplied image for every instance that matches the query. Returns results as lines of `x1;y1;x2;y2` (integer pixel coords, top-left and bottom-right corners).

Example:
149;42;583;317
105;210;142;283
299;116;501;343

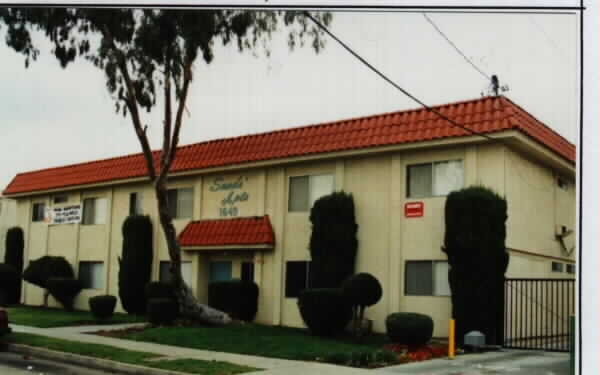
448;319;455;359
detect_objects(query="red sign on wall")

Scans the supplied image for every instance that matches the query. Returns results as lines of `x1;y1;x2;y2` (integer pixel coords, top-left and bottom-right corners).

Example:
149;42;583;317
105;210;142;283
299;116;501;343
404;202;424;218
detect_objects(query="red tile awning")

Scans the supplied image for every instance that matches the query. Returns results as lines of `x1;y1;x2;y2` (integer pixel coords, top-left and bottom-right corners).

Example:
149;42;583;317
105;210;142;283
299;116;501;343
178;216;275;250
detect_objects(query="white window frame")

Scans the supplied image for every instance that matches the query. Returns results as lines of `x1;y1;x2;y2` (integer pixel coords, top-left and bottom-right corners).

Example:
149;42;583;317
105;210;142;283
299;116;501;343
79;261;104;289
287;174;334;212
167;187;193;219
405;260;451;297
82;197;107;225
406;159;464;198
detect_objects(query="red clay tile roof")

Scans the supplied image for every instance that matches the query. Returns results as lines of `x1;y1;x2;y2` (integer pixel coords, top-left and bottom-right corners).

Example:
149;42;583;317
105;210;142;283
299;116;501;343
3;96;575;195
178;216;275;247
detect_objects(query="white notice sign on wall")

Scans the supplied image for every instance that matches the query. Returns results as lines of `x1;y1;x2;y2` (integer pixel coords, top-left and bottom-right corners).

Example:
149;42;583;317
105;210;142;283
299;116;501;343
46;204;82;224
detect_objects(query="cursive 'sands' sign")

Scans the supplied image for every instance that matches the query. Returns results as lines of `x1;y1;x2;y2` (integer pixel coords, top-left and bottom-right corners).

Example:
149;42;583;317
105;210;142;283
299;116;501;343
208;176;250;217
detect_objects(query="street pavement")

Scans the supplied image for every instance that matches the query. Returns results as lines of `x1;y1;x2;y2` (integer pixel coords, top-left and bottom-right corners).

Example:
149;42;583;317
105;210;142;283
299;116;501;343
0;351;126;375
7;323;570;375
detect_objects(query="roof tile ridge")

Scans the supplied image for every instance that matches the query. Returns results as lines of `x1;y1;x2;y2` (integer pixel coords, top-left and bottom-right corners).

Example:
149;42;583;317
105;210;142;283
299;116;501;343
500;96;575;148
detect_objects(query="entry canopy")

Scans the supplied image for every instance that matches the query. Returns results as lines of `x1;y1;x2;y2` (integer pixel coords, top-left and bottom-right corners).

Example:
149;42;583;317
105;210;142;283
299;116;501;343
178;215;275;251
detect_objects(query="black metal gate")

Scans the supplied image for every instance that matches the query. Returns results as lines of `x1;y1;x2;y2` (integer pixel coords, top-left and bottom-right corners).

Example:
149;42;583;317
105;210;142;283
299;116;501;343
503;278;575;352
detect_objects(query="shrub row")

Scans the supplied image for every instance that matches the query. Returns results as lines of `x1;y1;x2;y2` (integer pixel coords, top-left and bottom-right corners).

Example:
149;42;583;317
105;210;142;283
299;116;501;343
208;280;258;322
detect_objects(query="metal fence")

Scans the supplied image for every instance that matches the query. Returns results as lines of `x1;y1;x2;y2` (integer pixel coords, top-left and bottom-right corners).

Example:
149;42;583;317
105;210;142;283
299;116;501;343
504;278;575;352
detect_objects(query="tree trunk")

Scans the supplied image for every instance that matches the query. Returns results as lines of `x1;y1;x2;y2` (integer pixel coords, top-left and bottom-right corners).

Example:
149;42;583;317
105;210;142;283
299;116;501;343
154;181;231;325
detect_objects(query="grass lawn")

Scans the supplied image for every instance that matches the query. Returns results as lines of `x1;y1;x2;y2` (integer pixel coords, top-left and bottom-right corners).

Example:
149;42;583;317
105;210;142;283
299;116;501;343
119;322;391;361
3;332;259;375
7;305;146;328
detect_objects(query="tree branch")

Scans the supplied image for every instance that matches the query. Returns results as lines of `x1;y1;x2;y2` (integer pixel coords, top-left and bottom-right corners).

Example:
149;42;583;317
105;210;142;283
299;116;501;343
102;26;157;181
165;60;193;172
158;57;173;183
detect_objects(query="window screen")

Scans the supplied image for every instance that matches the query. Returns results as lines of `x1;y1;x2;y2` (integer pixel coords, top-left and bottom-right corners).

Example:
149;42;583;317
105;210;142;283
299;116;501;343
82;198;106;225
79;262;104;289
551;261;564;272
566;264;575;274
288;176;309;212
407;164;432;198
309;175;334;208
32;202;46;222
407;160;463;198
285;261;311;298
405;261;433;295
129;192;143;215
167;188;193;219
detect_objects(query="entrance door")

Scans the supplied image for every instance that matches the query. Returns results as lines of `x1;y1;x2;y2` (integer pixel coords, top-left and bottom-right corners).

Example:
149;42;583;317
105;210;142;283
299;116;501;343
209;261;232;282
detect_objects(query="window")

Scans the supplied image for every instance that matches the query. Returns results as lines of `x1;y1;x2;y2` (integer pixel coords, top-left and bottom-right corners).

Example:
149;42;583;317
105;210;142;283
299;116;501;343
129;192;143;216
288;174;334;212
407;160;464;198
167;188;193;219
159;261;192;286
53;195;68;204
209;261;232;283
566;264;575;274
241;262;255;282
551;261;564;272
79;261;104;289
285;261;313;298
32;202;46;222
405;260;451;296
82;197;107;225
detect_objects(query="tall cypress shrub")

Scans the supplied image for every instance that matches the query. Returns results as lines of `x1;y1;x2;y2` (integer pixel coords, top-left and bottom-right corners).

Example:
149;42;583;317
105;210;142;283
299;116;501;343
119;215;153;315
309;191;358;288
442;186;509;346
4;226;24;303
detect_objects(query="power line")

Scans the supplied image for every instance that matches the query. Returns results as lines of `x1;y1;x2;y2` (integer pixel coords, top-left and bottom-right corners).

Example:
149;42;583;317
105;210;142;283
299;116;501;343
422;12;491;81
304;11;500;144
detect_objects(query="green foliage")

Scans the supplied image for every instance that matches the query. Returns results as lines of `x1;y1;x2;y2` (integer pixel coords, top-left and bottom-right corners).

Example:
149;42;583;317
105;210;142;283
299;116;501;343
0;9;332;116
297;288;352;337
0;263;20;305
208;280;259;322
23;256;74;289
147;298;178;325
119;215;153;315
342;273;383;337
442;185;509;345
309;191;358;288
145;281;179;314
89;295;117;320
385;312;433;346
46;278;83;311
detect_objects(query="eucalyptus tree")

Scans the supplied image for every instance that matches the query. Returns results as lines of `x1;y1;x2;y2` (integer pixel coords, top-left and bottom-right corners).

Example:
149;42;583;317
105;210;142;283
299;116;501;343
0;8;332;323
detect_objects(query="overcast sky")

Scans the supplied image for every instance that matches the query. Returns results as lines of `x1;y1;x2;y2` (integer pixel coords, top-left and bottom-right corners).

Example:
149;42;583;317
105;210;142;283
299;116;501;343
0;9;580;191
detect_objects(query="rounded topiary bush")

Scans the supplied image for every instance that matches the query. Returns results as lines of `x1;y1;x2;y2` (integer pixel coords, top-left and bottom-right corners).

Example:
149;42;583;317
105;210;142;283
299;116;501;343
297;288;352;337
342;273;383;309
146;281;179;313
23;256;74;289
46;278;83;311
385;312;434;345
0;263;20;306
89;295;117;320
208;280;259;322
147;298;178;325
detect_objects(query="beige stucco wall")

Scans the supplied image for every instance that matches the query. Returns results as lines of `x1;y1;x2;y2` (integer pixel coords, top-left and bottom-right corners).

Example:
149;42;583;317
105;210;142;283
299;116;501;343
12;139;575;339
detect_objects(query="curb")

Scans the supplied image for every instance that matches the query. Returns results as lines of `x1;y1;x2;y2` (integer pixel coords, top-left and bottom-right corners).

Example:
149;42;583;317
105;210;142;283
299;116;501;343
5;343;192;375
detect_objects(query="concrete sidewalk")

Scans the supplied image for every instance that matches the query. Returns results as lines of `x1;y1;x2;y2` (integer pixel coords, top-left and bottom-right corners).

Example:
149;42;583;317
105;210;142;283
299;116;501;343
8;323;569;375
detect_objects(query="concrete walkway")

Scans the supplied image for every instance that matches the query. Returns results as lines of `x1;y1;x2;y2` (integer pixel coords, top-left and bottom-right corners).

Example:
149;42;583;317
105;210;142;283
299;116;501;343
8;323;570;375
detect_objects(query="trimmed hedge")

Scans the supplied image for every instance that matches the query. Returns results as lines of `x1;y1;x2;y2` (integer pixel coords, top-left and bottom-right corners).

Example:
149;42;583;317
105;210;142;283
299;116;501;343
443;186;509;345
208;280;259;322
119;215;153;315
147;298;178;325
5;227;24;303
23;256;74;289
89;295;117;320
385;312;433;346
309;191;358;288
297;288;352;337
145;281;179;312
0;263;20;306
46;278;83;311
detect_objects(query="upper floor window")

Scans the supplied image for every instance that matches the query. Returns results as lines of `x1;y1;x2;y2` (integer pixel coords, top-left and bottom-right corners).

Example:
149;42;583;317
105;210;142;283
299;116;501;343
167;187;193;219
129;192;143;216
407;160;464;198
551;261;564;273
79;261;104;289
53;195;68;204
288;174;334;212
82;197;107;225
32;202;46;222
405;260;451;297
